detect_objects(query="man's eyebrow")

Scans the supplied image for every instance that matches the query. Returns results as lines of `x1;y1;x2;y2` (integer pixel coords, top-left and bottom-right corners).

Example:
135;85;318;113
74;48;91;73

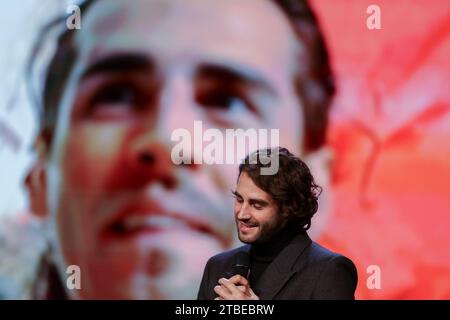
248;198;270;207
81;53;153;79
232;190;270;206
231;190;242;198
196;64;276;95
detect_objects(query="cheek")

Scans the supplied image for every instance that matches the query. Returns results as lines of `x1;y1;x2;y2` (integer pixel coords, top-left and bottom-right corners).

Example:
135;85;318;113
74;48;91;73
62;123;129;190
258;209;279;227
234;201;241;215
54;124;131;259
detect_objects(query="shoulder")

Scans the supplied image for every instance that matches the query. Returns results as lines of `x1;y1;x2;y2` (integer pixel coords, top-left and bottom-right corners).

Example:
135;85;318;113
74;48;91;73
305;241;358;299
305;241;357;276
309;241;354;263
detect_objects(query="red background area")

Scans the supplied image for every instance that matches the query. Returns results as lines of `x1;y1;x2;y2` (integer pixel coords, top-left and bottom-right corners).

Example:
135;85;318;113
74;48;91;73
312;0;450;298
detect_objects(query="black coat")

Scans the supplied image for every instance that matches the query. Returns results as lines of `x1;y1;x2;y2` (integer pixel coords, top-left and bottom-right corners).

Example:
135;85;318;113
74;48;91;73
197;232;358;300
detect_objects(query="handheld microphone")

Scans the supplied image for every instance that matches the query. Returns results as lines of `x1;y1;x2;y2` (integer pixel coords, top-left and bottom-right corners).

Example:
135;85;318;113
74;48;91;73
229;251;250;279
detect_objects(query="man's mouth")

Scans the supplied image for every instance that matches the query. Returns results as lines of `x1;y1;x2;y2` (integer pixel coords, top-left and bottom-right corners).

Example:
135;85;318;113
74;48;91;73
109;215;188;235
239;221;258;233
101;202;226;243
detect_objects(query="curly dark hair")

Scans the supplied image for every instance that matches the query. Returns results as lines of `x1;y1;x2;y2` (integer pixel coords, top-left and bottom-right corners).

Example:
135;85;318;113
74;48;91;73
239;147;322;231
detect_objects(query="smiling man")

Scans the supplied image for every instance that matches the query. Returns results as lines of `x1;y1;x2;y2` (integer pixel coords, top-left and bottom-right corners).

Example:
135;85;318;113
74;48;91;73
25;0;336;299
197;147;357;300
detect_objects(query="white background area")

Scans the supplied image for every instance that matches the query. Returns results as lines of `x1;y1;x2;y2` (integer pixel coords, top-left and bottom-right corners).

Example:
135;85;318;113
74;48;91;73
0;1;73;217
0;1;81;299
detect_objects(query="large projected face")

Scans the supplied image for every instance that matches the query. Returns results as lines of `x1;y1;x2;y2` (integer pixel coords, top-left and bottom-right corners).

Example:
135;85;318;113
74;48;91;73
40;0;306;299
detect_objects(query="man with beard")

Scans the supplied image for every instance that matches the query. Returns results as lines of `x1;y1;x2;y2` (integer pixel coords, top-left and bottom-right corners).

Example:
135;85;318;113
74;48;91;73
197;147;357;300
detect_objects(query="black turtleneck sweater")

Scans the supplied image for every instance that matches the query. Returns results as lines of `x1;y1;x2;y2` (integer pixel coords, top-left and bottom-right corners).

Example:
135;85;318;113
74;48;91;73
249;226;298;287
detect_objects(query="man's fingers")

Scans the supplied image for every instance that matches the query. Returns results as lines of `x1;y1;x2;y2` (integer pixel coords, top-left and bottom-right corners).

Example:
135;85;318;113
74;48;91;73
214;284;232;300
228;275;249;286
225;276;251;296
237;285;247;293
214;277;257;300
219;278;246;297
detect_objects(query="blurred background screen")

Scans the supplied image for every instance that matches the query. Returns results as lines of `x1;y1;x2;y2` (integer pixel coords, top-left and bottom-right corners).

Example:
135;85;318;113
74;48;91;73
0;0;449;299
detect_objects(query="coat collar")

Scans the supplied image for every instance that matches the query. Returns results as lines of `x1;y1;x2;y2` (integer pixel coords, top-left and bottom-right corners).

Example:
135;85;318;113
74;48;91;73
251;231;311;299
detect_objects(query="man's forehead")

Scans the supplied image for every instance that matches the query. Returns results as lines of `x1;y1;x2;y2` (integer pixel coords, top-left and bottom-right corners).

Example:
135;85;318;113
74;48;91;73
75;0;301;77
237;172;273;203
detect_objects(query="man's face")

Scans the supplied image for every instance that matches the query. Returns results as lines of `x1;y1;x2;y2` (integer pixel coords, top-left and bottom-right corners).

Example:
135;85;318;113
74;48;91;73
44;0;304;299
233;172;284;244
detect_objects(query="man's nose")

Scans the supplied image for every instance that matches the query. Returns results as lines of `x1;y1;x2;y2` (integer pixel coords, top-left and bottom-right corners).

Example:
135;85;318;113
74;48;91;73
123;75;199;189
126;136;177;189
152;74;203;166
236;203;251;221
154;74;199;139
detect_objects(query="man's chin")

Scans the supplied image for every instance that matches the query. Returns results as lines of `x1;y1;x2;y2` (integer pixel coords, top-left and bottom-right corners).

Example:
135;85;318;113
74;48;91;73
238;233;259;244
70;230;225;299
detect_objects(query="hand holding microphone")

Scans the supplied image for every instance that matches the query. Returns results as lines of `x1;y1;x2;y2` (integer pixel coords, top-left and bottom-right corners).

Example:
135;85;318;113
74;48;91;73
214;252;259;300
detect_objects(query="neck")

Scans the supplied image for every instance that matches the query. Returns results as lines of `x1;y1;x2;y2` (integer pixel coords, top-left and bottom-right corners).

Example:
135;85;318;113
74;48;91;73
251;225;300;261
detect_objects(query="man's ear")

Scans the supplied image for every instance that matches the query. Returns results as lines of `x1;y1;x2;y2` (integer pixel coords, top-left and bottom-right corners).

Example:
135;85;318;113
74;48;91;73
302;146;333;239
25;137;48;218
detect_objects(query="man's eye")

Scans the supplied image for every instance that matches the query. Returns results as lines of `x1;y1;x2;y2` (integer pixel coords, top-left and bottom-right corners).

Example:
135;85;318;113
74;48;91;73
253;204;263;210
234;196;244;203
91;83;143;108
198;91;248;113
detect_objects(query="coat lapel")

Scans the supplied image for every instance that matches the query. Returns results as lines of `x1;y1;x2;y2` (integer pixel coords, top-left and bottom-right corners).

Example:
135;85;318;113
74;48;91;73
253;232;311;300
